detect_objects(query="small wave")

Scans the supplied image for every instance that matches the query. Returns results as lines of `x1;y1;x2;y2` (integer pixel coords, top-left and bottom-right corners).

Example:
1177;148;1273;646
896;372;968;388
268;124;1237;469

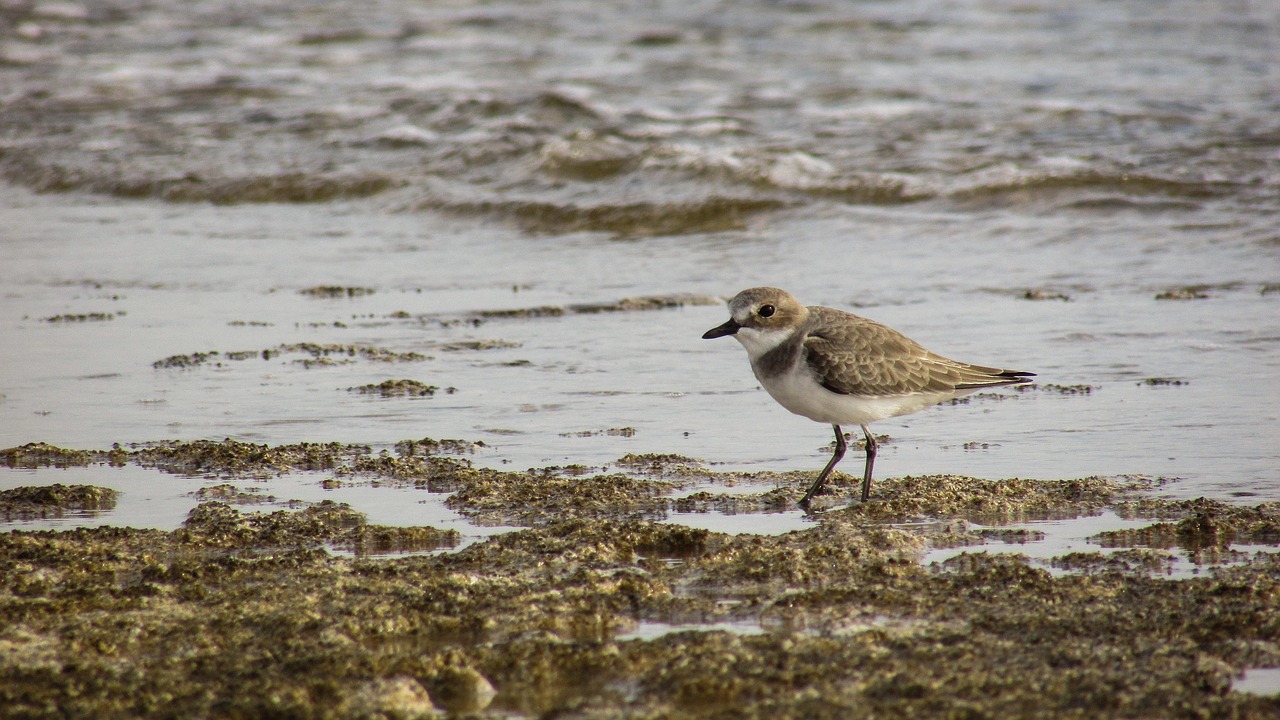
949;167;1234;205
538;132;642;180
1058;197;1202;212
424;195;787;236
788;174;934;204
0;152;400;203
407;90;607;134
642;147;933;204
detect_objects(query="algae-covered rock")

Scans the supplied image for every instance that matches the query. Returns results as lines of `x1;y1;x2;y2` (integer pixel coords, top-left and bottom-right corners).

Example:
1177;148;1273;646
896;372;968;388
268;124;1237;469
3;440;1280;718
0;484;119;520
2;504;1279;718
445;471;677;525
343;676;439;719
129;439;372;476
348;379;442;397
174;500;458;554
1;443;99;468
420;664;496;714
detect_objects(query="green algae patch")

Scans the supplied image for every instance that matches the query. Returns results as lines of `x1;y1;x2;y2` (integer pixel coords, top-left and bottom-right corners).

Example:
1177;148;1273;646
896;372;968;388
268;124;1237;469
435;339;520;352
2;443;101;468
2;439;385;478
42;312;115;322
0;484;119;521
151;350;227;369
174;500;458;554
299;285;376;298
153;343;429;370
447;470;679;525
1050;548;1177;576
815;473;1128;521
616;452;703;475
129;439;374;477
1106;498;1280;547
395;437;485;456
473;293;722;319
348;379;443;397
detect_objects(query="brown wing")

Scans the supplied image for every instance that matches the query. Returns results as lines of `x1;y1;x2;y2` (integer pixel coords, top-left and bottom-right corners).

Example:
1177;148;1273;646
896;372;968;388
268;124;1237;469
801;307;1034;396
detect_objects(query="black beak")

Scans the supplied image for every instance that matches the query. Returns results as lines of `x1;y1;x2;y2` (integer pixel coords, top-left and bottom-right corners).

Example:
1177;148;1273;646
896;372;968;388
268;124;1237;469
702;318;740;339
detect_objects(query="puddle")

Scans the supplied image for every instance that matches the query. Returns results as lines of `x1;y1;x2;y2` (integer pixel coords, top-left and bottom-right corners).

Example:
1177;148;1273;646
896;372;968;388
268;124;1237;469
758;613;935;639
0;464;516;550
617;618;766;642
923;511;1151;565
0;465;214;531
661;508;813;536
1233;667;1280;696
923;511;1280;578
667;479;784;499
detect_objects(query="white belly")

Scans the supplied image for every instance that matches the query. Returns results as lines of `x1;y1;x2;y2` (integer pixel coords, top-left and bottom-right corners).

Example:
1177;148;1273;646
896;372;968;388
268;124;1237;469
755;363;967;426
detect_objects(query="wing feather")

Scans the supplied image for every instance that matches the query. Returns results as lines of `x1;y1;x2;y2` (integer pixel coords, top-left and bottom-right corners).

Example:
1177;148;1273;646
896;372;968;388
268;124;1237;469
801;307;1033;396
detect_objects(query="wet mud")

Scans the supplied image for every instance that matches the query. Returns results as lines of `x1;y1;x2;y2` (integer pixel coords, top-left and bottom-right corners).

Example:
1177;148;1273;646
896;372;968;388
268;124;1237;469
3;441;1279;718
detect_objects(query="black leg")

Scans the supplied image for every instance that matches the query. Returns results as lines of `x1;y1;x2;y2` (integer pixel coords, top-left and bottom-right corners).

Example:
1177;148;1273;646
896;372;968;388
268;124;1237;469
860;423;877;502
799;424;846;507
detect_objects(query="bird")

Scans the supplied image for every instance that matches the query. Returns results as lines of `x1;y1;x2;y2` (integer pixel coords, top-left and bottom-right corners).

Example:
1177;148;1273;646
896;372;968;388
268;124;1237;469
702;287;1034;506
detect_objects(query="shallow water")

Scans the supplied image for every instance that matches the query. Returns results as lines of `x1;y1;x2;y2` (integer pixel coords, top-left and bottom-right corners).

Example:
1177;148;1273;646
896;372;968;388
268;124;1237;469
1234;667;1280;697
0;464;517;550
617;618;767;642
2;0;1278;527
919;509;1280;579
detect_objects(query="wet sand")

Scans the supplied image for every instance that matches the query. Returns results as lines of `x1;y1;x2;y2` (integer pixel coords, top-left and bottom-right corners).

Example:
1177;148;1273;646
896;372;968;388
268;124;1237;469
3;441;1280;717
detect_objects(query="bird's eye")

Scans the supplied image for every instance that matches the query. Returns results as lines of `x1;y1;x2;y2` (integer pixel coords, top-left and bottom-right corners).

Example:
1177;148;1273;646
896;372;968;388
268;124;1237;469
758;304;775;318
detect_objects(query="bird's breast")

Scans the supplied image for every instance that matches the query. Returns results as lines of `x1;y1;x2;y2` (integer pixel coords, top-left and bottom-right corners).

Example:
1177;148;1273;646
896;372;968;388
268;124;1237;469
754;361;963;426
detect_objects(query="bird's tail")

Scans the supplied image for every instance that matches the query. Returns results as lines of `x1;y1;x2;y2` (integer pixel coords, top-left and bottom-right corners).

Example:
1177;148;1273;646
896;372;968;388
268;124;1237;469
955;367;1036;390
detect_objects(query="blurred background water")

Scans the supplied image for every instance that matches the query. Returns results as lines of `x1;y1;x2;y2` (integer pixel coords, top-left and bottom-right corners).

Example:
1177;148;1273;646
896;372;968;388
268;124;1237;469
2;0;1277;523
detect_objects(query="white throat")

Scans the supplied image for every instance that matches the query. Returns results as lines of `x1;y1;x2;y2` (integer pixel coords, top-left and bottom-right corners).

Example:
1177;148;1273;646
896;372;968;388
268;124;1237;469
733;325;793;360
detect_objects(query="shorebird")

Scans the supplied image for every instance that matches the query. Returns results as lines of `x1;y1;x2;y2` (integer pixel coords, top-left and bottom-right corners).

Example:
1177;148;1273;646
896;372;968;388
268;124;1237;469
703;287;1034;506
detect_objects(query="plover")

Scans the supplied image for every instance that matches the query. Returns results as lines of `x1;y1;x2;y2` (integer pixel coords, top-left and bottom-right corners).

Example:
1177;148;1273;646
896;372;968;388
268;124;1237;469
702;287;1034;506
